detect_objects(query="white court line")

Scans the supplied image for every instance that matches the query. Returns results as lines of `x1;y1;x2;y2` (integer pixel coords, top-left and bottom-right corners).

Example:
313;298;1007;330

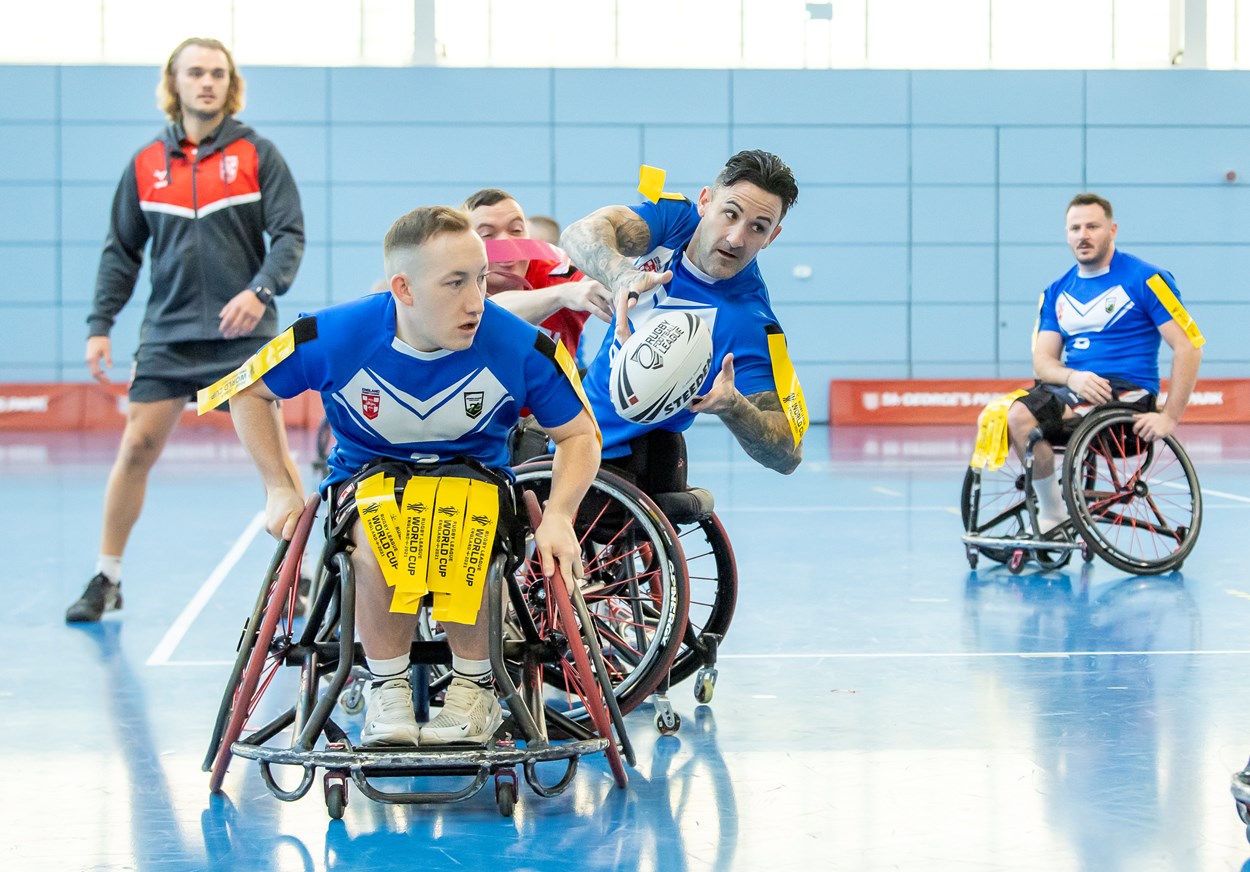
145;511;266;667
155;648;1250;669
720;649;1250;659
717;505;958;513
1159;480;1250;503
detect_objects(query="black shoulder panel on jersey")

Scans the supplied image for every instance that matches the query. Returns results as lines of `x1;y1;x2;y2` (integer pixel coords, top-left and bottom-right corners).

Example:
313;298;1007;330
292;315;318;345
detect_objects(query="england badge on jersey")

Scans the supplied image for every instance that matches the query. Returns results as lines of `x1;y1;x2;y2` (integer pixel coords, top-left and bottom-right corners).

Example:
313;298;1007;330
361;388;380;420
220;155;238;184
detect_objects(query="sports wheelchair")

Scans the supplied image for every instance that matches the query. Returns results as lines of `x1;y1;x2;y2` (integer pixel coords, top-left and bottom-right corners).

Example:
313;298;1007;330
314;422;738;733
961;404;1202;576
202;478;641;819
512;457;737;734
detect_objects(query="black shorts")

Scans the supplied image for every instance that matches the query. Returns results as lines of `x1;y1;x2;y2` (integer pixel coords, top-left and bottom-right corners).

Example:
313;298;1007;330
128;338;271;404
1015;378;1156;445
602;429;689;497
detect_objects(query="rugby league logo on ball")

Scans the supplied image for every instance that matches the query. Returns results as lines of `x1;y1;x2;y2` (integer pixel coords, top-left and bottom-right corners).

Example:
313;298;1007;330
610;310;714;425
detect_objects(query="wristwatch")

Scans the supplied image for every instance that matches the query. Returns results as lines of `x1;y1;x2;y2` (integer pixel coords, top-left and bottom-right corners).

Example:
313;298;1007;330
252;286;274;305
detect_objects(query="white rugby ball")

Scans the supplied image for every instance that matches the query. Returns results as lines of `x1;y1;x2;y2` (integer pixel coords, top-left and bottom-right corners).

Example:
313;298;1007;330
610;310;714;424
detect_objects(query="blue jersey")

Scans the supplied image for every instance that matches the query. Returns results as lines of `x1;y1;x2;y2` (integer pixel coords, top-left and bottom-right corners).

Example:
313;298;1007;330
1038;250;1178;394
582;196;784;458
262;293;586;488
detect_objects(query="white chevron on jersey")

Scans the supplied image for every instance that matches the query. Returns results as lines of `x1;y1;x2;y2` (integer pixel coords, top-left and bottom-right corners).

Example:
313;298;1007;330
330;366;512;446
1056;286;1136;335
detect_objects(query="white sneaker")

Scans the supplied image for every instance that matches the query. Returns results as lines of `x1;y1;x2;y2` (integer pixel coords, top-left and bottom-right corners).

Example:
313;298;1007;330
421;678;503;746
361;678;421;747
1037;510;1070;536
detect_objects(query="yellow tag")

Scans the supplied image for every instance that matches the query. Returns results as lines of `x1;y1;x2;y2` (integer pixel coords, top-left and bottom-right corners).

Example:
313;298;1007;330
638;165;666;204
437;479;500;624
396;475;438;601
1146;273;1206;348
970;389;1028;470
354;472;406;589
637;164;685;204
766;331;808;447
426;477;470;595
197;326;296;414
553;339;601;444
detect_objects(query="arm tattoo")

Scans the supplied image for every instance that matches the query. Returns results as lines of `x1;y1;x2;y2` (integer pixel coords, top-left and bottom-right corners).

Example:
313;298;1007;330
719;390;803;475
561;209;651;294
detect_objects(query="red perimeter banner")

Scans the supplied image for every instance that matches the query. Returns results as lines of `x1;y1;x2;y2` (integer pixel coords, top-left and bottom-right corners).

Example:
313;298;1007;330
829;378;1250;425
0;383;323;431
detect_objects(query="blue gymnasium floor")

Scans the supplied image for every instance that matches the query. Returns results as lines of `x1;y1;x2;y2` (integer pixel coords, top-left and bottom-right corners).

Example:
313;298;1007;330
5;421;1250;872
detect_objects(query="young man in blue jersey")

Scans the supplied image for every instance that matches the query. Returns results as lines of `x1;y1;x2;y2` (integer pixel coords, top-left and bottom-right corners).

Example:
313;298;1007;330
224;206;600;747
1006;193;1203;532
560;149;803;489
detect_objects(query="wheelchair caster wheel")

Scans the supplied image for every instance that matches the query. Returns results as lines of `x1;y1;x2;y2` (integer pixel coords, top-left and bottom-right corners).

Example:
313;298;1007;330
1008;550;1025;574
1238;799;1250;827
339;682;364;716
656;710;681;735
495;770;518;817
324;772;348;820
965;544;978;569
693;668;717;704
1080;540;1093;564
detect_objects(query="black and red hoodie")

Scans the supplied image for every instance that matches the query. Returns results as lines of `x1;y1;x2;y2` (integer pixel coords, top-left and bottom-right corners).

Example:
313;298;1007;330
88;116;305;344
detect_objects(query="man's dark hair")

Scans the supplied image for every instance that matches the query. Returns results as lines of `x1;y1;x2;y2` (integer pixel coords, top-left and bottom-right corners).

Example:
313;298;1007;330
1067;192;1113;220
461;188;514;212
714;150;799;220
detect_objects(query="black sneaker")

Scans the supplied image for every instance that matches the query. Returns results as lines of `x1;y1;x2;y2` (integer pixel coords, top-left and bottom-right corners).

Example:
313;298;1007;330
65;573;123;623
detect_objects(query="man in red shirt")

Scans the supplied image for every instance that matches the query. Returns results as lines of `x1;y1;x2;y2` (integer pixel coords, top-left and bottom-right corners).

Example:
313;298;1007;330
462;189;612;357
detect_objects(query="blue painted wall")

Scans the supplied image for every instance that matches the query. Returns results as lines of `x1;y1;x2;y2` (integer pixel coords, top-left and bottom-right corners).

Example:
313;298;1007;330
2;65;1248;421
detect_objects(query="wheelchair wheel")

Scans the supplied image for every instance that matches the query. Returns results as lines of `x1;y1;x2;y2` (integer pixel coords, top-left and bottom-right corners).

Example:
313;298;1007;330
960;459;1028;565
514;461;689;722
1062;408;1201;576
666;513;736;688
206;496;320;793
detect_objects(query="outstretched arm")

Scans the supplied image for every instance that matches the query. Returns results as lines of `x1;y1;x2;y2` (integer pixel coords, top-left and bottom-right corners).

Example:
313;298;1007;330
560;205;672;341
490;278;614;325
689;353;802;474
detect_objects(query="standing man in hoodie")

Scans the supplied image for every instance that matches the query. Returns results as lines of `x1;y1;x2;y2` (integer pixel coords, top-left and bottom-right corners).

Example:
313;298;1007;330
66;37;305;622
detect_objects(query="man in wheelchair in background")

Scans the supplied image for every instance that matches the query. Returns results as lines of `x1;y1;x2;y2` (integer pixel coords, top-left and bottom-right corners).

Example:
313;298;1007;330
1006;192;1204;536
215;205;600;749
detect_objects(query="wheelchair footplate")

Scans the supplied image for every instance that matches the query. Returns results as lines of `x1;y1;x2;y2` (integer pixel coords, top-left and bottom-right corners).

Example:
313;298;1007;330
230;715;608;817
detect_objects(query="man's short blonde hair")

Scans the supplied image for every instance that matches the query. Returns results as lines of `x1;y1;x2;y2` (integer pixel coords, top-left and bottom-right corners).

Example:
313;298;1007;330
157;37;245;122
383;206;472;275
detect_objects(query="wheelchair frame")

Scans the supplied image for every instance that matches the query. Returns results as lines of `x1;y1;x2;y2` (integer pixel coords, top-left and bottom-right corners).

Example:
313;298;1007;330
962;405;1202;576
203;489;634;819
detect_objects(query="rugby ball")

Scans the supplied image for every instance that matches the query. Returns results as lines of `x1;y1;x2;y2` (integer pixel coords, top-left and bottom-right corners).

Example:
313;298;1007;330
609;310;714;424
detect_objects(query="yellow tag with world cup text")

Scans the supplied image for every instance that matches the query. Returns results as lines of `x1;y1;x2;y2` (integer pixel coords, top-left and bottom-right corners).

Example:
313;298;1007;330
1146;273;1206;348
389;475;438;614
767;331;808;447
197;326;296;414
436;479;500;625
354;472;406;590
